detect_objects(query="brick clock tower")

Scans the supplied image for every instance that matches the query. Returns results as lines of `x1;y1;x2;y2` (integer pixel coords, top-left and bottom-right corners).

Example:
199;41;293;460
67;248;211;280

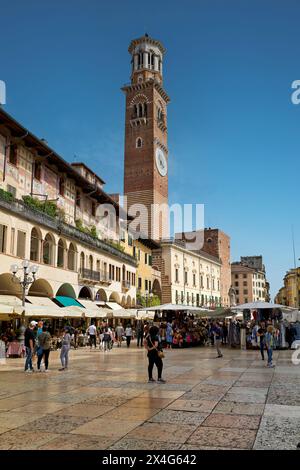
122;34;170;239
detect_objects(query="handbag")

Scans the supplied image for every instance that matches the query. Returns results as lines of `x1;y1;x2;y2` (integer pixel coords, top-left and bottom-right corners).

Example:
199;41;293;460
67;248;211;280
149;336;165;359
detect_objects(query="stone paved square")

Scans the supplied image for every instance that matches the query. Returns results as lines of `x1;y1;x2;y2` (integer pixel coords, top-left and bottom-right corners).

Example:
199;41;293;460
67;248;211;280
0;347;299;449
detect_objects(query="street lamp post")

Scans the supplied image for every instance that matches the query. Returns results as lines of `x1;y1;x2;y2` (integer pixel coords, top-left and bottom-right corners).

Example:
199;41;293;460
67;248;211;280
10;260;39;344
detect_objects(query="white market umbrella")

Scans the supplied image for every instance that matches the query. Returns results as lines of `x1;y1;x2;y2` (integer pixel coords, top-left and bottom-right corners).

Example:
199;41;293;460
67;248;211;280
141;303;214;313
231;301;293;313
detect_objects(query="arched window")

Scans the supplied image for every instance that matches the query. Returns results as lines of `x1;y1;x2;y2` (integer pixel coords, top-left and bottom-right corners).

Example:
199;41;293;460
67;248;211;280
136;137;143;148
43;233;54;265
68;243;77;271
30;228;41;262
57;238;66;268
80;252;85;271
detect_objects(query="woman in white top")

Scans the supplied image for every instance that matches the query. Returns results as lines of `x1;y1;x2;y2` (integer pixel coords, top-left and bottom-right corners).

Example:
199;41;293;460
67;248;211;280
125;324;133;348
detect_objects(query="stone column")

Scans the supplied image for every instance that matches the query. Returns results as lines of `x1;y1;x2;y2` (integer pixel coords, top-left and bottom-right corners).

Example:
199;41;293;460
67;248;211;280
143;52;148;69
154;55;159;71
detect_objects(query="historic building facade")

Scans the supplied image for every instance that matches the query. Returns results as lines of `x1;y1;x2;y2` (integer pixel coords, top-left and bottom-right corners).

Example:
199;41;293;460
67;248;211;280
0;108;161;307
152;240;221;307
275;268;300;308
231;256;269;304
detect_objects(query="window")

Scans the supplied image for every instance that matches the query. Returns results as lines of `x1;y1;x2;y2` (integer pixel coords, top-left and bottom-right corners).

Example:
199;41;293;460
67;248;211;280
243;289;248;295
0;225;7;253
57;239;65;268
145;279;148;291
243;281;247;287
128;234;133;246
43;234;54;265
244;298;248;303
149;281;151;292
201;275;204;288
91;202;96;217
10;228;15;255
80;252;85;271
175;268;179;282
136;137;143;148
120;230;126;242
184;271;188;284
212;279;215;290
148;255;152;266
235;274;238;279
58;178;65;196
68;243;76;271
138;277;142;290
145;253;148;264
193;273;196;286
34;162;42;181
76;190;81;207
243;274;247;279
235;281;239;287
8;144;18;166
207;277;210;289
30;228;40;262
17;230;26;258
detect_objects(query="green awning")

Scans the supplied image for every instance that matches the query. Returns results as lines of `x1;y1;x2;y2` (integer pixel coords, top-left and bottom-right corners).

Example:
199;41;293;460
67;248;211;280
54;296;84;308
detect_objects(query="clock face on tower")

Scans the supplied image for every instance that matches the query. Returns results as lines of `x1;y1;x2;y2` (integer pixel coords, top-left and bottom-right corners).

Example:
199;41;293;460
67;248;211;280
155;148;168;177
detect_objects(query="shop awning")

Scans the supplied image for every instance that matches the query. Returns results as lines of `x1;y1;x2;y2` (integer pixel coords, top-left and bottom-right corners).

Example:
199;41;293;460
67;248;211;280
23;304;66;318
54;296;84;308
26;296;57;307
60;306;85;318
105;302;123;310
112;309;137;319
0;304;19;319
0;295;22;306
136;311;155;320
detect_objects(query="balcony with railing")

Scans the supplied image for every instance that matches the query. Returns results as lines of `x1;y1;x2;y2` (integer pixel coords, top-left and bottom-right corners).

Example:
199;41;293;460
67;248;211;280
79;268;112;285
122;280;131;292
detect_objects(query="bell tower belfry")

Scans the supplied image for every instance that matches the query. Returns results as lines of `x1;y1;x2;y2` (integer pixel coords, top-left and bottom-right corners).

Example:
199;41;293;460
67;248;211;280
122;34;170;240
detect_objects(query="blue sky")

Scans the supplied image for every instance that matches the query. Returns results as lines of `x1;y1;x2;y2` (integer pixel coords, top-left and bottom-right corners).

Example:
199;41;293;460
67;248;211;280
1;0;300;297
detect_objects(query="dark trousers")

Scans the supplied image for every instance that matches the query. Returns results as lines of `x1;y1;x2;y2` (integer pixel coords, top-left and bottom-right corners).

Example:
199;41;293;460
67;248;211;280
126;336;131;347
137;333;143;347
24;347;33;371
89;335;97;348
148;351;163;380
260;341;265;360
37;349;50;370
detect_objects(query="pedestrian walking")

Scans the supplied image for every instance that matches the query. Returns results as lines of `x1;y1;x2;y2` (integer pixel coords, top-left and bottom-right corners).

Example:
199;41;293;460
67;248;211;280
125;324;133;348
144;325;166;383
24;321;37;372
212;321;223;358
103;326;112;352
115;323;124;347
166;322;173;349
136;321;144;348
59;327;71;371
222;322;228;345
257;322;266;360
37;325;51;372
87;322;97;349
265;325;275;368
